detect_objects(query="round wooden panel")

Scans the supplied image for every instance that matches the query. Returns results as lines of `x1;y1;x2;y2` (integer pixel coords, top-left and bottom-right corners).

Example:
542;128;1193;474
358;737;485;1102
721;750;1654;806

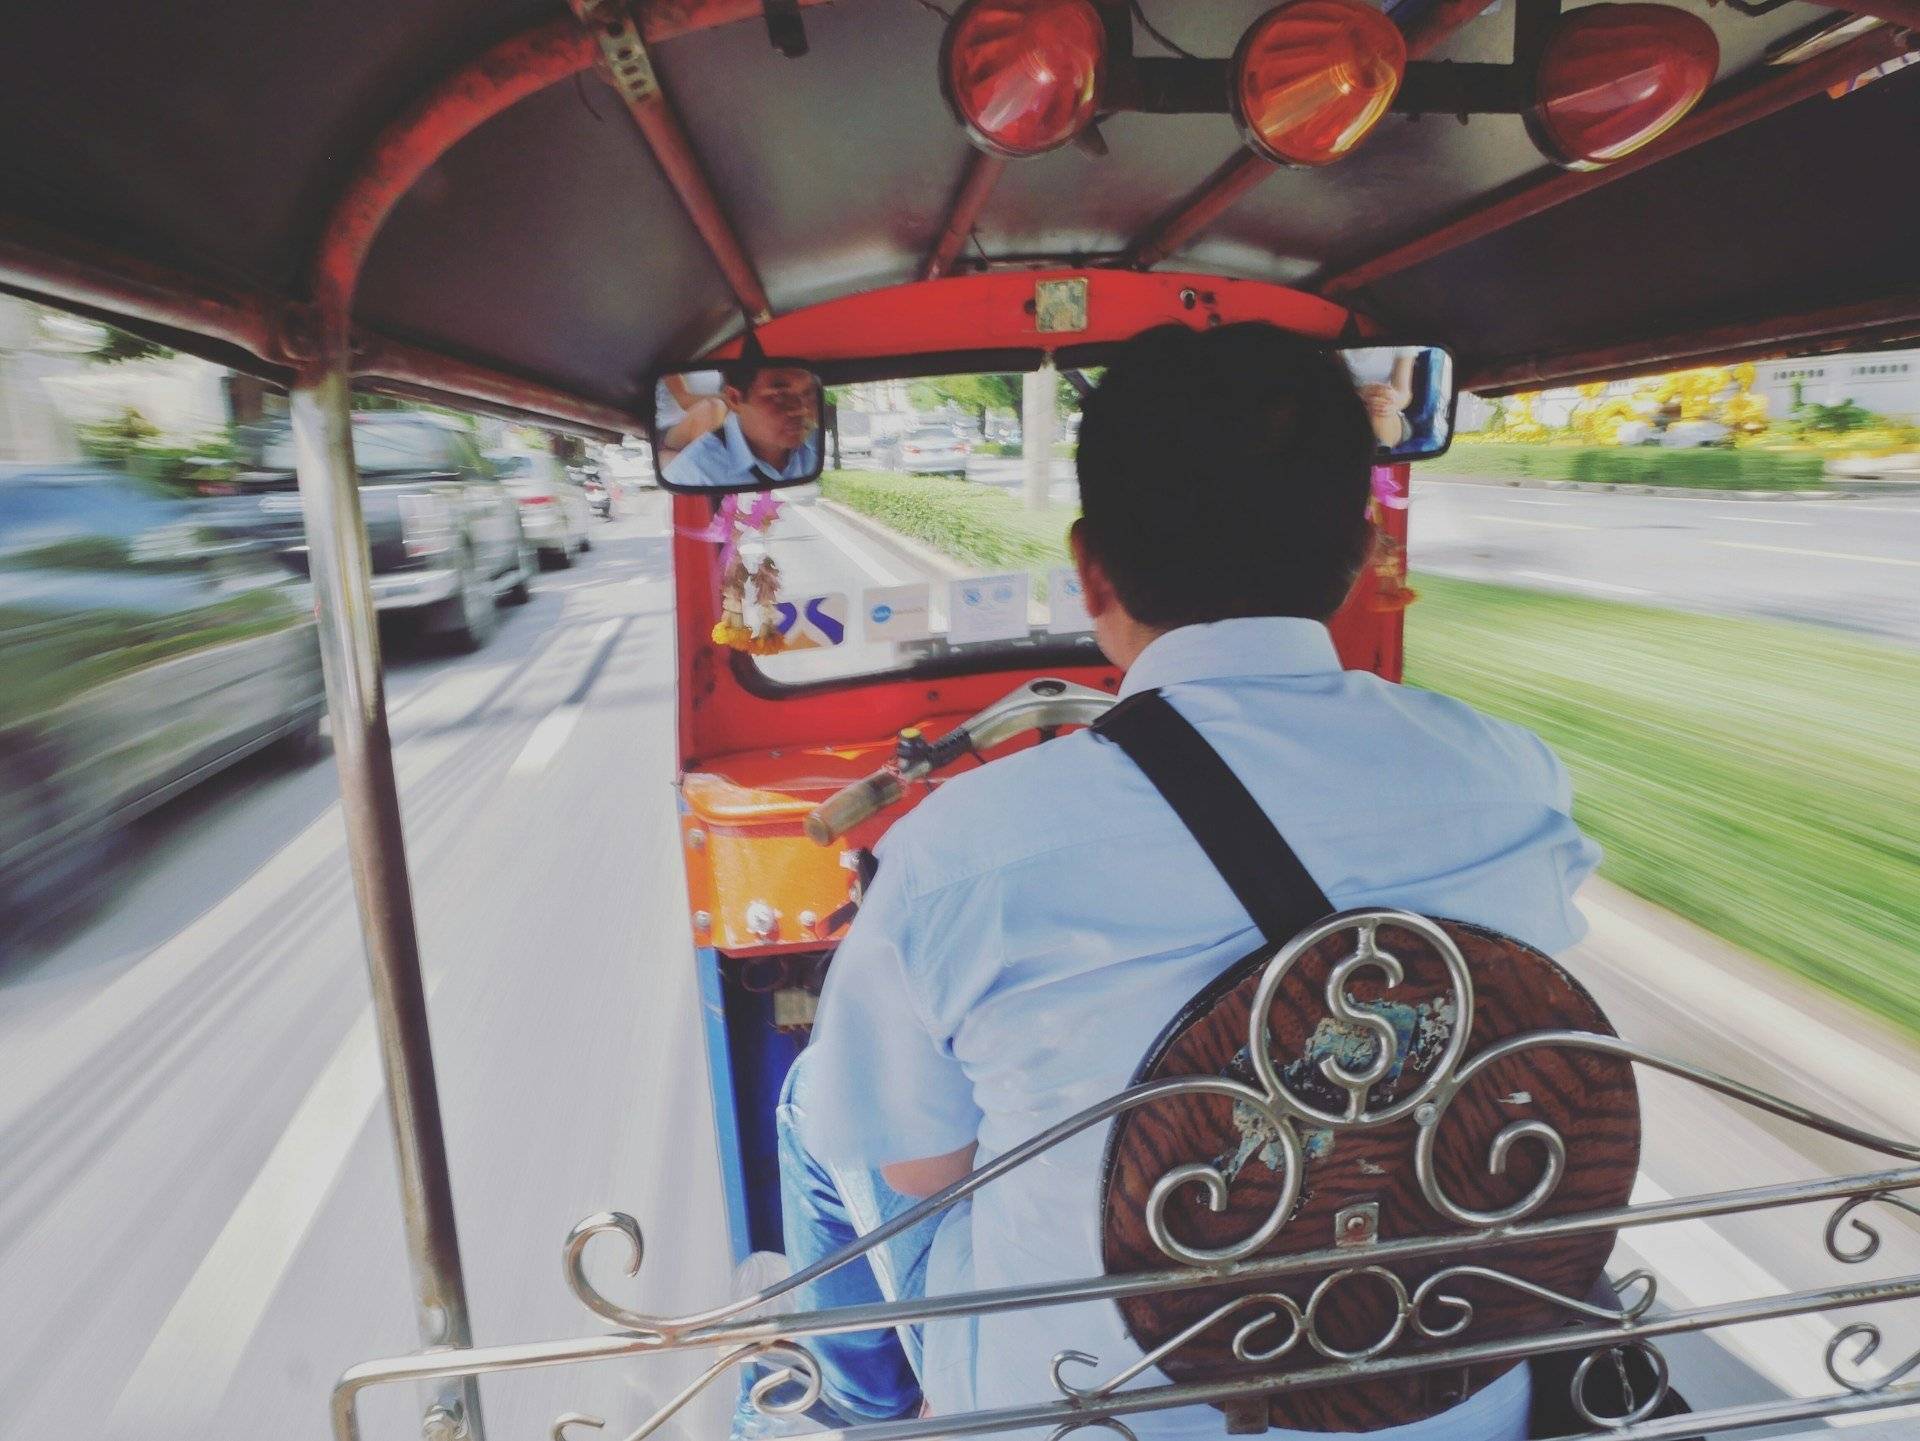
1099;918;1639;1432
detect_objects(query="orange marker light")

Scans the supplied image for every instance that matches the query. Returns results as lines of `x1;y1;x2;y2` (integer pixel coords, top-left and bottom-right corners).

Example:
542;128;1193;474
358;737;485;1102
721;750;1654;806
1231;0;1407;167
943;0;1108;158
1528;4;1719;170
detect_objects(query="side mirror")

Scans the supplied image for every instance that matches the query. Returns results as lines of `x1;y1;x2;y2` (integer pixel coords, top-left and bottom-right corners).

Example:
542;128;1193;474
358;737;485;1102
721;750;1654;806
1337;345;1457;461
648;362;826;494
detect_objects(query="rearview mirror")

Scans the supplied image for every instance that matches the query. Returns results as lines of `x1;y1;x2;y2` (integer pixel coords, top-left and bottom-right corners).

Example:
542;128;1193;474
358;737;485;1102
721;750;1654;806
1338;345;1457;461
648;362;825;493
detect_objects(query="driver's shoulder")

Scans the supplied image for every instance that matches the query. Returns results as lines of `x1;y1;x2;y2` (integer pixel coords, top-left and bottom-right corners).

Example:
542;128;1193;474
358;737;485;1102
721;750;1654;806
881;729;1148;892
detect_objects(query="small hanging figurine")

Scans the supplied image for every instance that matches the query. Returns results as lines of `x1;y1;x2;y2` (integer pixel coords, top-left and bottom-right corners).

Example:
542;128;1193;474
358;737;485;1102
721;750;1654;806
748;554;787;655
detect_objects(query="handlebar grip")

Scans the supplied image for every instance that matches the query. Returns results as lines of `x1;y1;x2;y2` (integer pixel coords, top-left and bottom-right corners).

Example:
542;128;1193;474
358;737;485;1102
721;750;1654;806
806;771;905;846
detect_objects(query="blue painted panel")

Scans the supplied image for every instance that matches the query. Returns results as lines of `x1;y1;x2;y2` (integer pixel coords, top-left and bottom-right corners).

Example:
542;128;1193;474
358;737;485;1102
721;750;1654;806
695;941;754;1265
726;985;806;1256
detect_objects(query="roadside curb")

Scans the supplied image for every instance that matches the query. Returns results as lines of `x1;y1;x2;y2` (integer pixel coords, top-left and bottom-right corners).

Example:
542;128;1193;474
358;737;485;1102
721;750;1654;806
1416;473;1920;502
816;498;969;582
1572;877;1920;1144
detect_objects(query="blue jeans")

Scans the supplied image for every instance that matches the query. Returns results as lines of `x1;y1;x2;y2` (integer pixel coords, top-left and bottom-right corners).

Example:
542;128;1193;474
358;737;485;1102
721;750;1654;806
775;1049;944;1423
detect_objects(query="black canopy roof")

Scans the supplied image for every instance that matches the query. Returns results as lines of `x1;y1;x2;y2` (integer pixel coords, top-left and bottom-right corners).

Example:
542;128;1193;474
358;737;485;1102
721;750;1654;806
2;0;1915;418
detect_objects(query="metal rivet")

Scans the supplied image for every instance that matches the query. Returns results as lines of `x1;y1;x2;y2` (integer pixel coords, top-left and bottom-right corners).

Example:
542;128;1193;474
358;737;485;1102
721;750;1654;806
692;911;711;932
798;910;819;931
1416;1102;1438;1126
686;828;707;850
745;900;778;938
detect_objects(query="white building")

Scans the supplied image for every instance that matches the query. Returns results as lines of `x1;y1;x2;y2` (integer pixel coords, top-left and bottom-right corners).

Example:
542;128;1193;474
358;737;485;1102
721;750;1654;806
1752;350;1920;422
1459;346;1920;433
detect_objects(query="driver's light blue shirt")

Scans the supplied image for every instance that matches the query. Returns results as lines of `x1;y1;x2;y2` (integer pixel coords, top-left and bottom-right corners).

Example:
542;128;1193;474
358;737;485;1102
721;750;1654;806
663;413;817;488
800;617;1600;1439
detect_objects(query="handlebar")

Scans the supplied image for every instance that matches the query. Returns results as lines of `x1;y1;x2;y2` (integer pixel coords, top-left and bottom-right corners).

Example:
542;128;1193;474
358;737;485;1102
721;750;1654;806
804;678;1115;846
803;771;907;846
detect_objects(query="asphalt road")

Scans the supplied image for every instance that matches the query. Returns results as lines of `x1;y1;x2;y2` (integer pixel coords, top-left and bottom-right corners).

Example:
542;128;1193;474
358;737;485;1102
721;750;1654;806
0;503;734;1441
3;492;1916;1441
1410;478;1920;646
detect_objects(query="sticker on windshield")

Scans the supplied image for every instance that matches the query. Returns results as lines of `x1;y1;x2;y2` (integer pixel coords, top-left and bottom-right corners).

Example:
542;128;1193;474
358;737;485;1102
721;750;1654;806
863;583;932;641
947;573;1029;645
772;592;848;649
1047;567;1093;634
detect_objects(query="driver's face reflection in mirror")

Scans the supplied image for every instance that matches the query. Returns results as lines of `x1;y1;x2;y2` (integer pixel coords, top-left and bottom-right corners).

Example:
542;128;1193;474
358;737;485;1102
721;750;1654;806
660;364;822;489
731;367;818;463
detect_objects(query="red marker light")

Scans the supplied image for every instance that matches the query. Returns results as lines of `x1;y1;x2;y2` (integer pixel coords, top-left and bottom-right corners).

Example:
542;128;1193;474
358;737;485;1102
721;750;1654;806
1231;0;1406;167
943;0;1107;158
1529;4;1718;170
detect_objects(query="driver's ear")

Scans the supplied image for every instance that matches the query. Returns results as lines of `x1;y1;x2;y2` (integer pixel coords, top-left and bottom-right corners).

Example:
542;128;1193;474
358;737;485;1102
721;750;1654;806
1070;520;1116;620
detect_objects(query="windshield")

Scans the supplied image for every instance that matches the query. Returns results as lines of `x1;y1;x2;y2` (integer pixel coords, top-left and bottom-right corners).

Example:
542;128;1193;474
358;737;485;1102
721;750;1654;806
740;368;1096;686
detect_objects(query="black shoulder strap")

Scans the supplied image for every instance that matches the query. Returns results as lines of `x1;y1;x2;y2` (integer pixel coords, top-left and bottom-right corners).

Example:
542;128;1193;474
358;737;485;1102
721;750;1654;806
1092;689;1333;946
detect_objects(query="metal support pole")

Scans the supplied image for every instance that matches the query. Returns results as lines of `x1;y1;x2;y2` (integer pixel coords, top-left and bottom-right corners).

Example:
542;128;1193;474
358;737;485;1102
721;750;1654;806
1021;362;1056;512
290;354;485;1441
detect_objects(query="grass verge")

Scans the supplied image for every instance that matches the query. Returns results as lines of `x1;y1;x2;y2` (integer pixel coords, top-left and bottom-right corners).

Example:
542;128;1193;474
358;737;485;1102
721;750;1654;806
820;469;1075;574
1405;574;1920;1040
1424;441;1827;490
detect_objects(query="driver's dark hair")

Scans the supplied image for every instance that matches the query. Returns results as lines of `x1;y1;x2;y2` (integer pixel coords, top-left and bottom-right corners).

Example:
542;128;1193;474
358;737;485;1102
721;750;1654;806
1076;323;1376;626
719;358;766;394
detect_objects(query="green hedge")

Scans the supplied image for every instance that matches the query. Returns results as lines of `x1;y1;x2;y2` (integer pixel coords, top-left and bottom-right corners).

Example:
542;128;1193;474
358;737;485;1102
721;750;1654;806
1423;441;1826;490
819;469;1074;575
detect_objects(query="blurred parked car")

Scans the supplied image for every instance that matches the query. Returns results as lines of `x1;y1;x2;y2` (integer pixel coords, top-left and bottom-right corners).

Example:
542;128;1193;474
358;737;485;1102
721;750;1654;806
582;474;612;518
219;411;533;650
0;464;327;930
873;424;971;477
491;450;592;565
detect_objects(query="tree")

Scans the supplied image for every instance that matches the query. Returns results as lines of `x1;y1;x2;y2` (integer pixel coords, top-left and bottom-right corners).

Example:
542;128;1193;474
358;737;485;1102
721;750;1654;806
86;325;174;365
908;374;1019;425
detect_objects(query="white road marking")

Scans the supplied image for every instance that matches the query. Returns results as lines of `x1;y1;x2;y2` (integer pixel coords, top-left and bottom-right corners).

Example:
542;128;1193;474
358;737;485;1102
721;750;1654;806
1511;570;1652;597
507;619;621;777
1469;513;1595;531
509;704;585;776
1715;515;1811;526
105;1007;393;1435
0;806;348;1136
0;643;553;1135
1500;496;1570;507
1712;541;1920;568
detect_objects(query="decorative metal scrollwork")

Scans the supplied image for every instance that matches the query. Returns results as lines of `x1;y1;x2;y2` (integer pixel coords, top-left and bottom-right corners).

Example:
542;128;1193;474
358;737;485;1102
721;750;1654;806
1826;1324;1920;1395
1825;1191;1920;1264
1571;1341;1672;1428
1049;1261;1667;1404
551;1340;822;1441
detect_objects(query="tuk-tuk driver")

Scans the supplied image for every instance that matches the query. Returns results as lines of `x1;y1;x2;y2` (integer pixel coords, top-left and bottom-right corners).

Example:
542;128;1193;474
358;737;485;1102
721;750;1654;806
662;361;820;488
774;325;1599;1441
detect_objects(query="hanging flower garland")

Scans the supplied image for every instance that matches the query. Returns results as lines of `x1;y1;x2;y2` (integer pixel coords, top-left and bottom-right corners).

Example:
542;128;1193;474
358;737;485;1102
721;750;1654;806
679;491;795;653
1368;466;1417;612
